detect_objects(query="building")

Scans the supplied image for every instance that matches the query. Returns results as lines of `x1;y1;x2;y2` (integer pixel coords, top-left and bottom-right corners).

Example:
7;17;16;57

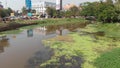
0;2;3;8
32;1;56;15
56;0;62;10
25;0;32;10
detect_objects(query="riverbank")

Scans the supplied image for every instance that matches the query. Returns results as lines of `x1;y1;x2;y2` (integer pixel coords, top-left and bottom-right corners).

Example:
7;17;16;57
42;22;120;68
0;20;38;32
0;18;87;34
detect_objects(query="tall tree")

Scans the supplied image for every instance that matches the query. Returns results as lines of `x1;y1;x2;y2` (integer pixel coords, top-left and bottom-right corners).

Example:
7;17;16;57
80;2;98;16
46;7;57;18
6;8;13;16
80;1;119;22
22;7;27;15
69;6;79;17
0;9;7;17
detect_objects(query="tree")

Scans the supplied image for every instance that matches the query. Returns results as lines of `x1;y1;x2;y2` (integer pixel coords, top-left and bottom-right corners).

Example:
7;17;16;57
22;7;27;15
98;6;118;22
7;8;13;15
0;7;13;18
46;7;57;18
0;9;8;18
80;2;99;17
64;10;72;18
80;1;119;23
69;6;79;17
31;9;36;13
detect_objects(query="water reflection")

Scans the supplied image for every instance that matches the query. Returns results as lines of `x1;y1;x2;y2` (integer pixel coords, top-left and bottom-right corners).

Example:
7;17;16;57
0;37;9;53
34;26;47;36
46;23;87;33
34;23;88;36
25;47;53;68
27;29;33;37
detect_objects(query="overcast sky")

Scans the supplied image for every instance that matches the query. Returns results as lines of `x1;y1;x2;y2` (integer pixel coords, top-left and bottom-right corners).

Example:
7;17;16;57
0;0;99;11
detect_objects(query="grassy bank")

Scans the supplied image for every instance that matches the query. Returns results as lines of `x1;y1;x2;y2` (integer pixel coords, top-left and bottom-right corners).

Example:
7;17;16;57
0;20;37;34
81;23;120;38
42;22;120;68
21;18;87;29
96;23;120;38
0;18;87;34
94;48;120;68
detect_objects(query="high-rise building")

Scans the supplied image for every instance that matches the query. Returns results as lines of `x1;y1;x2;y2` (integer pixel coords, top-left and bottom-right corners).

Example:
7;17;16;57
32;1;56;15
25;0;32;10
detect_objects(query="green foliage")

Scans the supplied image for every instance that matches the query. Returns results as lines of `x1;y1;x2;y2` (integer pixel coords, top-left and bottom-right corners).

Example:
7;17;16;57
0;8;13;17
80;1;119;23
80;2;98;16
46;7;57;18
0;9;8;17
63;6;80;18
33;18;86;26
69;6;80;17
98;5;118;22
6;8;13;16
22;7;27;15
94;48;120;68
96;23;120;38
64;11;72;18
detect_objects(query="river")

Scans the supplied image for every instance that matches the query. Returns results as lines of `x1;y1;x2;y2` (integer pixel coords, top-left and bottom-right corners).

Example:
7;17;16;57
0;28;69;68
0;23;87;68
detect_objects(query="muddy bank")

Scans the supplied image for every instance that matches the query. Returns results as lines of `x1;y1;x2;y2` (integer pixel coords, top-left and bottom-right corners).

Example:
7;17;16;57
0;22;37;32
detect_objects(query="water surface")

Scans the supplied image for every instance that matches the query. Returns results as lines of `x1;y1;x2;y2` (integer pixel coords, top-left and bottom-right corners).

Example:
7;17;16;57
0;22;87;68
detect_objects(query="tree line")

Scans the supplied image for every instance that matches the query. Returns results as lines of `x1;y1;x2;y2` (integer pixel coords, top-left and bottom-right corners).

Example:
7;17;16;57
46;0;120;23
80;0;120;23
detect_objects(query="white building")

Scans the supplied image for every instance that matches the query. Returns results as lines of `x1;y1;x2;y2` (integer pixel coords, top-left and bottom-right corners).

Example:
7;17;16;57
32;1;56;15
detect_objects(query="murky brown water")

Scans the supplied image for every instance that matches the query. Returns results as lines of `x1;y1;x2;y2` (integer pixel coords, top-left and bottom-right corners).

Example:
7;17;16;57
0;30;55;68
0;22;88;68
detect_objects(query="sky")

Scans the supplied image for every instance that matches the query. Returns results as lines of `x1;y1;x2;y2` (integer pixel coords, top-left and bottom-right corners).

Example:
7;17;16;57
0;0;99;11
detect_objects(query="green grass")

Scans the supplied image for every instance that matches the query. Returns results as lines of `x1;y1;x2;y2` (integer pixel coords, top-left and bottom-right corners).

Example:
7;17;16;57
21;18;87;29
43;32;120;68
94;48;120;68
96;23;120;38
34;18;87;26
42;22;120;68
81;23;120;38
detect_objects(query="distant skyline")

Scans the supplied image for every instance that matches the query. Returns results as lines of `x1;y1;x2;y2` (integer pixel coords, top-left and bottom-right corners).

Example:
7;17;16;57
0;0;99;11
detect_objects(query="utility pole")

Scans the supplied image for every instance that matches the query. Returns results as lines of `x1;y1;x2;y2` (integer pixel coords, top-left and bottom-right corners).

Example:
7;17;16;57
56;0;62;18
5;0;7;8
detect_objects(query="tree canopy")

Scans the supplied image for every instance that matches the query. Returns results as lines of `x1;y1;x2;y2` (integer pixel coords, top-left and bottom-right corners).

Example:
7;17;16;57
0;8;13;18
80;0;120;23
